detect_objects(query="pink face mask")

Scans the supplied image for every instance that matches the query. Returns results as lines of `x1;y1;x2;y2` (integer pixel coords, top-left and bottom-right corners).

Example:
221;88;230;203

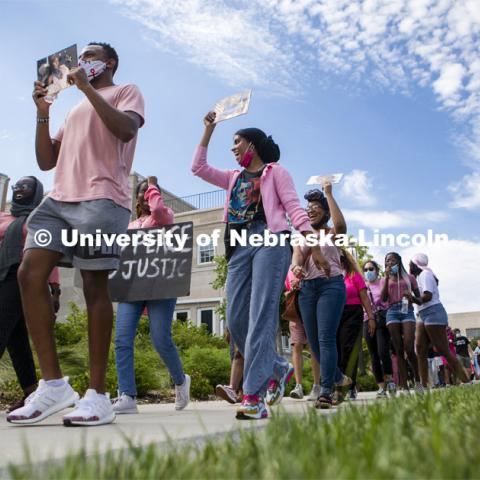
239;143;254;168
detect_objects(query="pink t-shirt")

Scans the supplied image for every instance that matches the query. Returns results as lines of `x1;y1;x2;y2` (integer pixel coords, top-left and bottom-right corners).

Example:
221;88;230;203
344;271;366;305
301;244;343;280
363;279;387;321
50;84;145;211
386;274;418;306
128;186;174;229
0;212;59;284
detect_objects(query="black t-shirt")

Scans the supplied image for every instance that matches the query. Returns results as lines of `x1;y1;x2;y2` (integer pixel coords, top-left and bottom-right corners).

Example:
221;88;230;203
454;336;470;357
227;168;266;225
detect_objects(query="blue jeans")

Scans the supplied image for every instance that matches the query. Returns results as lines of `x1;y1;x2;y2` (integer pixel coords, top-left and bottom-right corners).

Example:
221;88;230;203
298;275;346;396
115;298;184;396
225;221;291;397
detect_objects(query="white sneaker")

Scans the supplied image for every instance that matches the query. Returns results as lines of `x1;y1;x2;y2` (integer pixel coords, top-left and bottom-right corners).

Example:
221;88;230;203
290;384;304;399
307;384;321;401
63;389;115;426
175;374;191;411
112;392;138;414
7;378;79;425
215;384;239;404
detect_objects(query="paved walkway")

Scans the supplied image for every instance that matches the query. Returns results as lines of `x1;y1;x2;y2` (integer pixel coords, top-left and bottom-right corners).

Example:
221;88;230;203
0;393;377;468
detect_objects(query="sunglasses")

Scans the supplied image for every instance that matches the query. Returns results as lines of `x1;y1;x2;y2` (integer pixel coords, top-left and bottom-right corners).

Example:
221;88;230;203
11;184;30;192
305;204;322;212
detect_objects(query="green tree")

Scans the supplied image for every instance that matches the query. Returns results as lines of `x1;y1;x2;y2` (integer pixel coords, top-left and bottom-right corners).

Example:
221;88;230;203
211;255;227;322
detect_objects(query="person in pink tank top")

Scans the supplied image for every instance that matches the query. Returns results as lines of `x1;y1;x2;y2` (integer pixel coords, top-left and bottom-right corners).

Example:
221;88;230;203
381;252;421;392
112;176;190;414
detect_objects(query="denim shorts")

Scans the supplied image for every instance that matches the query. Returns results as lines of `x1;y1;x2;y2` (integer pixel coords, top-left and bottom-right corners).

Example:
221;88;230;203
418;303;448;326
386;301;415;325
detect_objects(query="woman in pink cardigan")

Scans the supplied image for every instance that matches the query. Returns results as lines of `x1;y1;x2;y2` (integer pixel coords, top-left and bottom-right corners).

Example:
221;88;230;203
192;111;330;420
113;176;190;414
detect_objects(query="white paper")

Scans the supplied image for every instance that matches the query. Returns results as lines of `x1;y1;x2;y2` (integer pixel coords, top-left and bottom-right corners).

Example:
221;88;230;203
306;173;344;185
214;90;251;123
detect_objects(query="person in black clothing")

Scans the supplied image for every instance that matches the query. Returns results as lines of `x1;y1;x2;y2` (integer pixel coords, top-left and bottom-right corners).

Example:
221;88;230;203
0;177;60;412
453;329;473;379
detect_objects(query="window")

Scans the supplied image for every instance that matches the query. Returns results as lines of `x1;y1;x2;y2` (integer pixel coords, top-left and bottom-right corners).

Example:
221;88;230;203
466;328;480;339
198;237;215;264
175;310;190;322
199;309;214;334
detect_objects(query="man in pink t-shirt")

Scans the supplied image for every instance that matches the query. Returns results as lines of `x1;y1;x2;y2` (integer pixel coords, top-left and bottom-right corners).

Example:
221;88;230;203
8;42;145;428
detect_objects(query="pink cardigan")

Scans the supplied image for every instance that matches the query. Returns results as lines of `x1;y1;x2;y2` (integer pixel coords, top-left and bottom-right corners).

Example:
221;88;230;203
191;146;311;233
129;185;174;229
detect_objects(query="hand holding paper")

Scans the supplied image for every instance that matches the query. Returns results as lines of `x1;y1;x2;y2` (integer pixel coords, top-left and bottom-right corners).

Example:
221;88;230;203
306;173;344;186
213;90;251;123
36;44;78;103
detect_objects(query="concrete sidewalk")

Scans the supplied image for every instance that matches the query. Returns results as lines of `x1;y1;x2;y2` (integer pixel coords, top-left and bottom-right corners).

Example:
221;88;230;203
0;393;377;468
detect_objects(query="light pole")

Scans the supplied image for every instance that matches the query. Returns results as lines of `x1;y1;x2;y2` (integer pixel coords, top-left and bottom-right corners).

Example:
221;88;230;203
0;173;10;212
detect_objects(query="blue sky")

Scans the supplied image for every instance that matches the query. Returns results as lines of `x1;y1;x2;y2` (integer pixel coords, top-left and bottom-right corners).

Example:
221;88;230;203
1;0;479;312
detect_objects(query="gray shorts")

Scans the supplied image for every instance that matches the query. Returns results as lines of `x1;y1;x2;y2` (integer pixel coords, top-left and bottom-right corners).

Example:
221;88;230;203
458;355;471;370
25;197;131;270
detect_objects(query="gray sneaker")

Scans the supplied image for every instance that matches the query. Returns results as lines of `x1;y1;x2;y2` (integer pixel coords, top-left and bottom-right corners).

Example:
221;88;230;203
386;381;397;397
414;382;426;395
175;374;191;410
112;393;138;414
376;388;387;399
307;384;321;401
290;384;304;399
335;374;352;388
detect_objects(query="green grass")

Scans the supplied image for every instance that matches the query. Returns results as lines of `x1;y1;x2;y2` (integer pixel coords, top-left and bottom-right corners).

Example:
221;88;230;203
8;385;480;479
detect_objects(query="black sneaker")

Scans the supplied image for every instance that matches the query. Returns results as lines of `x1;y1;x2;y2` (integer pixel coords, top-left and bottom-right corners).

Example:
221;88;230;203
315;394;333;409
347;388;357;400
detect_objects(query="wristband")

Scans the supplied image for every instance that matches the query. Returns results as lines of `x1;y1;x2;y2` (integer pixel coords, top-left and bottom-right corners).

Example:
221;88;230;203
37;117;49;124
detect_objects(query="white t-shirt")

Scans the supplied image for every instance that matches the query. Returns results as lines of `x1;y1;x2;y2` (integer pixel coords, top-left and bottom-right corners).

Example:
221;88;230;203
417;270;440;312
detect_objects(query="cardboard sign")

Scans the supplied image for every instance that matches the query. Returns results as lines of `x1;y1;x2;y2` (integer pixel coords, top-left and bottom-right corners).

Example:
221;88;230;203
37;44;77;102
306;173;344;186
214;90;251;123
107;222;194;302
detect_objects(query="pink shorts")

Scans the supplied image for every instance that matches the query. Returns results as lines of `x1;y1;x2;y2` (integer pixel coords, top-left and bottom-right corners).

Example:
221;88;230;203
289;321;307;345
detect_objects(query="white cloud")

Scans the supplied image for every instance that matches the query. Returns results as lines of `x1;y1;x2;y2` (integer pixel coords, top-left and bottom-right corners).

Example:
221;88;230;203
433;63;466;99
340;170;376;207
448;171;480;210
113;0;480;206
400;239;480;314
343;208;449;229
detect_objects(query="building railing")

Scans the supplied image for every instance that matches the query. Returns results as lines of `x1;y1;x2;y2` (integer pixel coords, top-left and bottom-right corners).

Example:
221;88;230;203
164;190;226;213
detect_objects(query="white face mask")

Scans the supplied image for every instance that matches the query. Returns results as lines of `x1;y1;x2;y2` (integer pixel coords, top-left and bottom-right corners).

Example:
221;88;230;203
78;59;107;81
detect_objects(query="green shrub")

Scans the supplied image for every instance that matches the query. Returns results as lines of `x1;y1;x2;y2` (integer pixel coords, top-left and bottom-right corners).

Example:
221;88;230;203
189;372;213;399
54;302;88;346
356;373;378;392
173;321;226;351
182;346;231;399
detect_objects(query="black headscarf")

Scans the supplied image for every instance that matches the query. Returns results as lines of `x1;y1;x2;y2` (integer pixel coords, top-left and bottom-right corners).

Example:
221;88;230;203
0;177;44;281
235;128;280;163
